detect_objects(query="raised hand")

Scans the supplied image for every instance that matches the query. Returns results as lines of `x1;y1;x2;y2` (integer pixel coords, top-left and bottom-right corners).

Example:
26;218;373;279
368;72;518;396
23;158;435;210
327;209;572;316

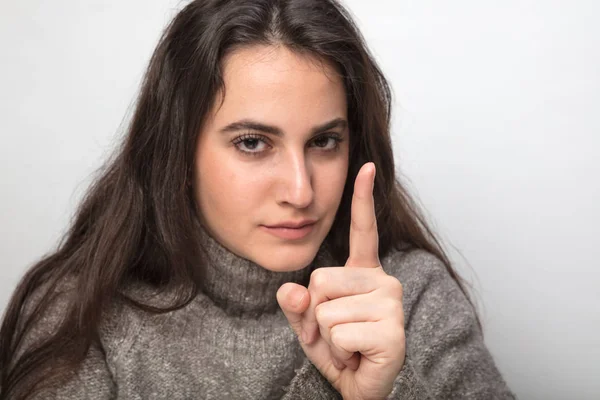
277;162;406;400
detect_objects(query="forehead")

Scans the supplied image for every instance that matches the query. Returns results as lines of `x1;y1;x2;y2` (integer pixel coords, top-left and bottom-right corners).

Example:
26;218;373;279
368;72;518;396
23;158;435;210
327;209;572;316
207;45;347;131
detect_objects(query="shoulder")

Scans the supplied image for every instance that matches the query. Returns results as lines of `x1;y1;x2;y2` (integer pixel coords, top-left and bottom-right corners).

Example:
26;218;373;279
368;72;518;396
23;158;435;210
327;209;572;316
380;246;452;293
379;247;476;325
14;273;139;362
8;274;118;398
13;274;78;357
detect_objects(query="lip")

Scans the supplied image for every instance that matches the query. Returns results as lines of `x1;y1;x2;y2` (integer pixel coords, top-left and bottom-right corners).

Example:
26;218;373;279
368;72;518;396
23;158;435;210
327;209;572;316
265;220;317;229
261;220;317;240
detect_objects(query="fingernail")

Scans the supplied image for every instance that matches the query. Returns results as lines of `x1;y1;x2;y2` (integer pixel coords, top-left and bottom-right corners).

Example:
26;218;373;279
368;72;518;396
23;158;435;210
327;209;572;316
291;290;305;309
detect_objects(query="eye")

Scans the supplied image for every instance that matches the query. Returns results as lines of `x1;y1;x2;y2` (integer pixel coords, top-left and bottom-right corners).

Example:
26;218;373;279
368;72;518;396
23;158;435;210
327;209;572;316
310;133;343;151
232;134;270;155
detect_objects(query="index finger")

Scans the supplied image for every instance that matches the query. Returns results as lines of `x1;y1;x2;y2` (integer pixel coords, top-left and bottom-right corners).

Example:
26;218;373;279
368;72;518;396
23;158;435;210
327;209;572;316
346;162;380;268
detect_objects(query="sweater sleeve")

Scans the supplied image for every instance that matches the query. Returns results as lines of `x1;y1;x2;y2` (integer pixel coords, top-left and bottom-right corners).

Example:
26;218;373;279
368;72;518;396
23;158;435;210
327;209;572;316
384;249;516;399
281;358;341;400
282;249;516;400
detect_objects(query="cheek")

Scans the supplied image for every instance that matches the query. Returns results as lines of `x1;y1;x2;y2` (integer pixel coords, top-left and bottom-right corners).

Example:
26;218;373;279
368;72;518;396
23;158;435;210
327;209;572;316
196;149;267;222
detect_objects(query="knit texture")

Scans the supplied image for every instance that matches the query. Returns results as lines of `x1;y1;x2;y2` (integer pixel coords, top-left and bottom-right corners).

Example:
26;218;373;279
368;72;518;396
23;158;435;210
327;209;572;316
17;230;516;399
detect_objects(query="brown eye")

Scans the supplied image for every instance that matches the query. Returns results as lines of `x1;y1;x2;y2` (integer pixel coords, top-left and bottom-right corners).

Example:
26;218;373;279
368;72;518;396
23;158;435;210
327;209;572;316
313;136;331;148
231;133;270;155
241;138;260;150
310;133;343;151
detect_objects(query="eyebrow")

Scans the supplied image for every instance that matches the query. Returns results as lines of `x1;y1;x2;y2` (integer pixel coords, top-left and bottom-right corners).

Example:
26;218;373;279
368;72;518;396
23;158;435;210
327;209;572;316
218;117;348;136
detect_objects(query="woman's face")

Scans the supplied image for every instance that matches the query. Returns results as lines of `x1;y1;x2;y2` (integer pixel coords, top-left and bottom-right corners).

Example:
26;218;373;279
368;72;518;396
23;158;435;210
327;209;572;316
194;45;349;272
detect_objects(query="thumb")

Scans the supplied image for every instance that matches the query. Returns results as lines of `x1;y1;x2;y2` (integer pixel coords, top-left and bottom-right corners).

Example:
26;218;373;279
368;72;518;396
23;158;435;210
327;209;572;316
278;283;343;382
277;282;310;341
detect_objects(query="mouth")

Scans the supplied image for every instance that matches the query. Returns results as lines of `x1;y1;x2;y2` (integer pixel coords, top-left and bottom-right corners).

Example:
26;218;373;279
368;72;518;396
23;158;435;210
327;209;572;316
260;220;317;240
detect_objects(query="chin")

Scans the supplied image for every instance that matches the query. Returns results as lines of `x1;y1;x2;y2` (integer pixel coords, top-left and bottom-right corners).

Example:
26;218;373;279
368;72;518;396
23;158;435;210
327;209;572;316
250;242;321;272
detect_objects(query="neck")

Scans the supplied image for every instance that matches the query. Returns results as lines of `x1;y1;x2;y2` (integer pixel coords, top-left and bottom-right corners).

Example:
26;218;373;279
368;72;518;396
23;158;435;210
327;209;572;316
198;227;333;317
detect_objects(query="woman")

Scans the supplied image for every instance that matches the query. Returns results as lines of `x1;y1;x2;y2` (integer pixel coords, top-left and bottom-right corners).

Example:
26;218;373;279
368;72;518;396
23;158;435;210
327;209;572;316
0;0;516;399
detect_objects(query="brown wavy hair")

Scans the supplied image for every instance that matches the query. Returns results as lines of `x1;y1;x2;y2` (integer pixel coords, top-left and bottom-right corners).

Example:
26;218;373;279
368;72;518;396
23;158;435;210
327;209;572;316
0;0;481;398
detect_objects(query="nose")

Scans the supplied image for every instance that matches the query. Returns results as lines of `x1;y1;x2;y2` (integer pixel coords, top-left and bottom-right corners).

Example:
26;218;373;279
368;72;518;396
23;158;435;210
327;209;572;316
275;152;314;209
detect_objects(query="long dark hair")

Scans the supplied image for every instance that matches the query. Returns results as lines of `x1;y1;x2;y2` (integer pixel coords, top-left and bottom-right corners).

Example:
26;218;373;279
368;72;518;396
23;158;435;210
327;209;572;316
0;0;482;398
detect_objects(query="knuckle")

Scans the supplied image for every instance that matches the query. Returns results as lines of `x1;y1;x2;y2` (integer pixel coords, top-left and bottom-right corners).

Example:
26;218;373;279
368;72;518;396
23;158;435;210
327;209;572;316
381;319;403;340
329;325;341;345
398;327;406;343
386;276;404;298
384;298;400;314
390;325;406;348
310;268;328;291
392;300;405;317
314;303;327;323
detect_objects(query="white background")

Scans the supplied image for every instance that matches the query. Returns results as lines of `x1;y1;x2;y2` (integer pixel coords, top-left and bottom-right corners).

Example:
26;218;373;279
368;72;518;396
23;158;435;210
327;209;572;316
1;1;598;398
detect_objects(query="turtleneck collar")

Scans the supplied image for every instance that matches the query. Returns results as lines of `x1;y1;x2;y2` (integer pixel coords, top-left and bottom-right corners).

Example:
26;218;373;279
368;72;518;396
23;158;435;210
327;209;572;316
198;227;334;317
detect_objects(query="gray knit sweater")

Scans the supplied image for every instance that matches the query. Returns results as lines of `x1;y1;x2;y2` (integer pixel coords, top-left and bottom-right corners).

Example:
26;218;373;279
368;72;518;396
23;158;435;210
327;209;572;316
21;231;516;399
